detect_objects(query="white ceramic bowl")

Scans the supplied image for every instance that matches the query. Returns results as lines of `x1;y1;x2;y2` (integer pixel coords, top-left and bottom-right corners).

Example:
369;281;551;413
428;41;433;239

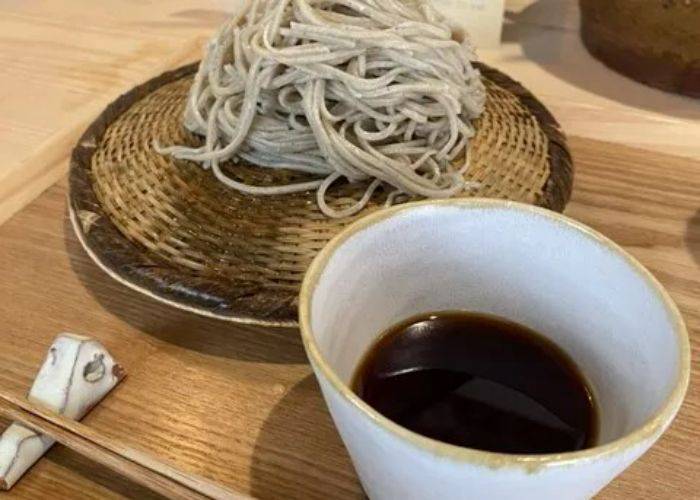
299;199;690;500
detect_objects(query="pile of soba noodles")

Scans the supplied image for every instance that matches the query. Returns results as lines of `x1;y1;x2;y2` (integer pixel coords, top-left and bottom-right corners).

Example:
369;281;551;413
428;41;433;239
158;0;486;218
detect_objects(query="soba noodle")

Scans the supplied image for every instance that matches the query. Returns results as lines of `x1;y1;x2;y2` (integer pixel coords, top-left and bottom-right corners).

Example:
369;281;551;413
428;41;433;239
157;0;486;218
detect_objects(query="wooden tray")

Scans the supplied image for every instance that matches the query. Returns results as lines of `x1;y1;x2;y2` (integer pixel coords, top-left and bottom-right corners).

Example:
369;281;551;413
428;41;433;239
0;137;697;498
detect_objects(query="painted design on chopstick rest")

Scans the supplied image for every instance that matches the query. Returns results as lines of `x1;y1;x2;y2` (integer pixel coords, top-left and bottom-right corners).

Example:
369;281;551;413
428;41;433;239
0;334;125;490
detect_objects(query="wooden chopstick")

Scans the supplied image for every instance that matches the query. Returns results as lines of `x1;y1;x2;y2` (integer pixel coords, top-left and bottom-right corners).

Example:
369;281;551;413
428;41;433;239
0;392;250;500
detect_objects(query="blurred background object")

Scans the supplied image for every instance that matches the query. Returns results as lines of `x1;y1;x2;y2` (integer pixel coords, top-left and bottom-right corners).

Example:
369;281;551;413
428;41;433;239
434;0;506;48
580;0;700;98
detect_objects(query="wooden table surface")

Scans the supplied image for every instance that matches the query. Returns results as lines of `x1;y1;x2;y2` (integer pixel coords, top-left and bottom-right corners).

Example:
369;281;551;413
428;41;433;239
0;0;698;498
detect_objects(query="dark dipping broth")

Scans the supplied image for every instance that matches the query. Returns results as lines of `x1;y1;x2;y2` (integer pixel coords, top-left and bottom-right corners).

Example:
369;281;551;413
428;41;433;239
351;311;598;454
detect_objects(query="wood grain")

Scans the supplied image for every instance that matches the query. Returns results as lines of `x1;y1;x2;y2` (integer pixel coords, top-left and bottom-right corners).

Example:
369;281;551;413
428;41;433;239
0;414;167;500
0;394;247;499
0;182;362;499
0;137;697;498
1;0;700;224
0;0;235;225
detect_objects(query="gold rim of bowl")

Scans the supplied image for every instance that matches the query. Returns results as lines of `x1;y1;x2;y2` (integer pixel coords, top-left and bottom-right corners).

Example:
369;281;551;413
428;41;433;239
298;198;691;470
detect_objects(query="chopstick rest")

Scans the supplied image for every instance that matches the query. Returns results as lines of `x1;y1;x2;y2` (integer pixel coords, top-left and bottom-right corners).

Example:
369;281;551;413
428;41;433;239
0;333;124;489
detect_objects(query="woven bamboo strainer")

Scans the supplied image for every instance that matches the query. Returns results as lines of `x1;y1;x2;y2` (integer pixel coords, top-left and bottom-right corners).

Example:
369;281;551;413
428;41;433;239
69;62;573;326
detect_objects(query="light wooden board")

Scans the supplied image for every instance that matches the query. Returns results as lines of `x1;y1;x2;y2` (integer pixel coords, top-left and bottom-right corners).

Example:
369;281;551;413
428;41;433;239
1;0;699;225
0;137;697;498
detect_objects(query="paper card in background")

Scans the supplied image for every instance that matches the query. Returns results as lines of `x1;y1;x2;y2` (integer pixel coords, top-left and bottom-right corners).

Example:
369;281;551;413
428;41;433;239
433;0;506;49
